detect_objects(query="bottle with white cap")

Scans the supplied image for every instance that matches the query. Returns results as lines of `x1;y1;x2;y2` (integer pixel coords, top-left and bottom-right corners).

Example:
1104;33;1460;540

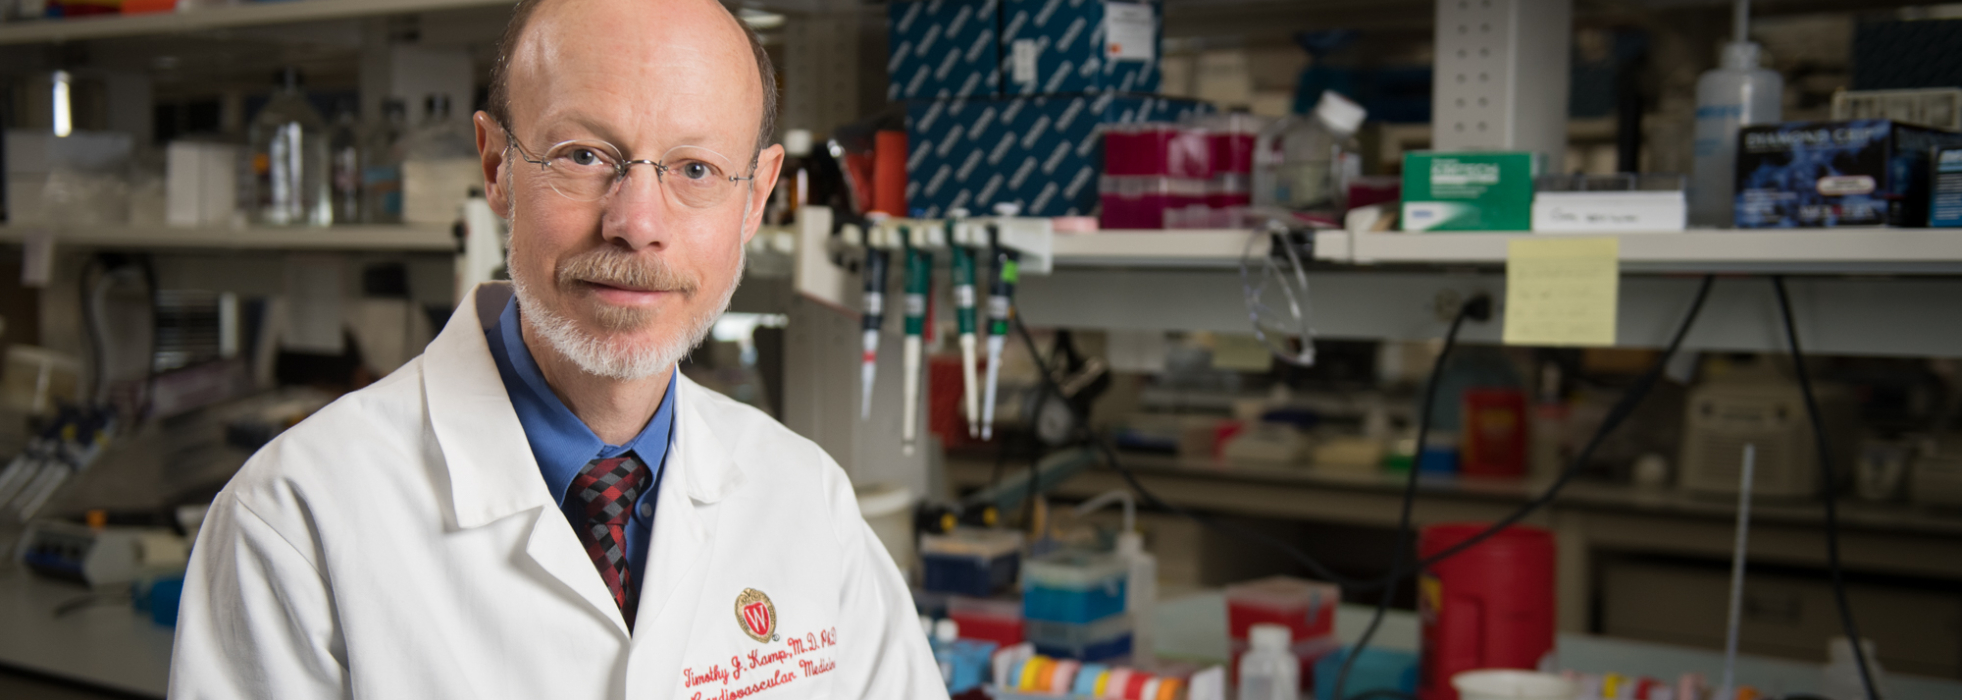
776;128;815;225
1253;90;1368;214
931;619;960;686
1237;623;1298;700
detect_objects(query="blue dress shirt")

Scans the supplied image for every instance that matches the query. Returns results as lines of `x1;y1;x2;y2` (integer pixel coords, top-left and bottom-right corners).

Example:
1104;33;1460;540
485;296;675;589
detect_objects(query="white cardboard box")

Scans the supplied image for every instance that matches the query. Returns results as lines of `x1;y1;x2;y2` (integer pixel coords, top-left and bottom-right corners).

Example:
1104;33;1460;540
1531;190;1686;233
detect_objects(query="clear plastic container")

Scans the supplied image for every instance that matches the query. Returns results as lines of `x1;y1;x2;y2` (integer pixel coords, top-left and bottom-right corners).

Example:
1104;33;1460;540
401;94;483;225
329;107;362;225
921;528;1023;597
248;68;331;226
1689;41;1782;228
1253;90;1366;213
1237;624;1299;700
1226;575;1339;642
1026;613;1132;662
1023;550;1128;624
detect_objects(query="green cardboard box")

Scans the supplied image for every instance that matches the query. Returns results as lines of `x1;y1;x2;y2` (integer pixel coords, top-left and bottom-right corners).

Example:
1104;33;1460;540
1400;151;1536;231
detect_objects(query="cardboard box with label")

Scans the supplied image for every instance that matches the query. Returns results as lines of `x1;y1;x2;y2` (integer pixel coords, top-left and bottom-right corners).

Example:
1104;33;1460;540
1930;145;1962;227
1400;152;1536;231
1001;0;1160;96
888;0;1002;100
1734;119;1962;228
906;94;1209;217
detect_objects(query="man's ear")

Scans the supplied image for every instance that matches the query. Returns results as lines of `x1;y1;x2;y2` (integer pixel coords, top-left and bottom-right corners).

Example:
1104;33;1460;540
473;111;513;218
742;143;787;243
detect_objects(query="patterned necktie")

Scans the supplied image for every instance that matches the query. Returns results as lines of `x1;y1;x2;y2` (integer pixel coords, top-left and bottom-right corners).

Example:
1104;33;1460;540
570;455;650;629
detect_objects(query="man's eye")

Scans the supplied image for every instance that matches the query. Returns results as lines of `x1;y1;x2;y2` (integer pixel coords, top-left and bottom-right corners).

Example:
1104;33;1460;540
568;149;601;166
680;162;715;180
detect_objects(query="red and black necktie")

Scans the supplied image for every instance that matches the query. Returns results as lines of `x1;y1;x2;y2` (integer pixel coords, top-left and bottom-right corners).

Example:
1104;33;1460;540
569;455;650;630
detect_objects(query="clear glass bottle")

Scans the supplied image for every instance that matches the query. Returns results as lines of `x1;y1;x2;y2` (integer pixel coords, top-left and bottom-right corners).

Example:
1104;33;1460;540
401;94;484;225
248;68;331;226
329;106;362;225
1253;90;1366;214
360;99;408;224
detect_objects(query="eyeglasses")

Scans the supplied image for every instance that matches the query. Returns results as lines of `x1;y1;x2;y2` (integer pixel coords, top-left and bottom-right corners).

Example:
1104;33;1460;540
503;127;755;208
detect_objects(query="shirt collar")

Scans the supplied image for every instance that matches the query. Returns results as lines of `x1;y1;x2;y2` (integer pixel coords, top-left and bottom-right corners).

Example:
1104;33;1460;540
486;295;678;504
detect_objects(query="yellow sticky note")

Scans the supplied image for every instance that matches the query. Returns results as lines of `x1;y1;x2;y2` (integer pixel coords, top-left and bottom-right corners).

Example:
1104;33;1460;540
1211;333;1275;372
1503;237;1619;347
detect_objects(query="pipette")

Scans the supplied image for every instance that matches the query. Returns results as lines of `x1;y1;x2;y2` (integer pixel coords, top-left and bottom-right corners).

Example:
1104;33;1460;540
859;213;891;419
981;222;1020;441
947;210;981;438
900;222;933;456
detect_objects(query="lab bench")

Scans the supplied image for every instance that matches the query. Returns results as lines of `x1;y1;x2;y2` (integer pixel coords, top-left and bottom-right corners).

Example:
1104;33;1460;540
945;454;1962;675
0;564;170;698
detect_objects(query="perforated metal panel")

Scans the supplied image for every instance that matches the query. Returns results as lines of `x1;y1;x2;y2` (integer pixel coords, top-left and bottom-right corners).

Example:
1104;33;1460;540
1431;0;1571;169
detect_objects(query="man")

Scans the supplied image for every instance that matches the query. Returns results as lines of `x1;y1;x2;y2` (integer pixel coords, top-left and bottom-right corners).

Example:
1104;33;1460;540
169;0;947;697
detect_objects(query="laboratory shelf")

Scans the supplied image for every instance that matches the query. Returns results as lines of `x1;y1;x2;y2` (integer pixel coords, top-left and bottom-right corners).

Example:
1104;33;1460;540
0;224;457;252
0;0;508;45
1050;229;1264;268
1316;228;1962;274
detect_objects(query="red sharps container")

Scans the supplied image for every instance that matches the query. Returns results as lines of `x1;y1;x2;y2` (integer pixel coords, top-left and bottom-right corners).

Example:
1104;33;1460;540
1416;524;1555;700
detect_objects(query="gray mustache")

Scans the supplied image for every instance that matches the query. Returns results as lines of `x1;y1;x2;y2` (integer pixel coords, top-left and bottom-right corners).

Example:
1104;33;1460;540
556;248;698;294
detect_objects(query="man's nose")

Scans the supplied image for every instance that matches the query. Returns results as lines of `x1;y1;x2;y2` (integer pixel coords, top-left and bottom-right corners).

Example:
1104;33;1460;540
599;164;673;251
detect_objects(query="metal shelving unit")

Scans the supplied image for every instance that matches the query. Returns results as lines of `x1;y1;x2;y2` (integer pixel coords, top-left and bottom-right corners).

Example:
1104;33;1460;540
1315;228;1962;275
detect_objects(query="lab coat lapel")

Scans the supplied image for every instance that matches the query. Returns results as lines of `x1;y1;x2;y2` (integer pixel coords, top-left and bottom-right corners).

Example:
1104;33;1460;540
425;283;633;632
634;375;745;633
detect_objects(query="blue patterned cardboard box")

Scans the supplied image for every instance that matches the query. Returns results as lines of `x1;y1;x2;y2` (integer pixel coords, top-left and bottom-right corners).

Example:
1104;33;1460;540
907;94;1210;218
1000;0;1161;96
889;0;1003;100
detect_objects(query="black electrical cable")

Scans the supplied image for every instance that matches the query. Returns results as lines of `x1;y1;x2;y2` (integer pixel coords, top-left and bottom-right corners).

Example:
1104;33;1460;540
1334;296;1484;700
1412;274;1715;569
1771;276;1878;700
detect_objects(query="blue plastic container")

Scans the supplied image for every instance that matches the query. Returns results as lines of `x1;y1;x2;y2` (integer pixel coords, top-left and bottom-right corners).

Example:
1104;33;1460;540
1312;646;1418;700
1022;551;1127;624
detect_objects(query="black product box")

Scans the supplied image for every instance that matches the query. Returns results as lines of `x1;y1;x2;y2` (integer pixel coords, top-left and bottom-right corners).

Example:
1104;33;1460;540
1734;119;1962;228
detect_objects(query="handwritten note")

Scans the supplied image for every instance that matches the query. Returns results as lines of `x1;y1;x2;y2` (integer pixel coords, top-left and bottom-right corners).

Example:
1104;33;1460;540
1503;237;1619;347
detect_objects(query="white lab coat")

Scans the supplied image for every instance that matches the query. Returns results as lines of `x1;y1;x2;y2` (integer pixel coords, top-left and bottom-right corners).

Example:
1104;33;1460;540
171;283;948;700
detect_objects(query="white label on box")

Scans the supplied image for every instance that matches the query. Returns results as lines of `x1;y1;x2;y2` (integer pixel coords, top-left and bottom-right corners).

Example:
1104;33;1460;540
1012;39;1039;84
1104;2;1154;62
1531;192;1687;233
1816;175;1876;196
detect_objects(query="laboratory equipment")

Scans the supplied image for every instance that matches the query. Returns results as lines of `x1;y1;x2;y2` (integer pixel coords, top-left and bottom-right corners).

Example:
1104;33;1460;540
1678;379;1857;499
1225;576;1338;645
928;618;999;694
1253;90;1365;213
361;99;408;224
1831;87;1962;132
772;129;815;225
1237;624;1299;700
248;67;331;226
1936;146;1962;227
1400;151;1536;232
860;214;893;419
948;212;983;439
1025;613;1131;662
948;595;1024;647
1688;0;1782;228
1734;119;1962;228
981;206;1022;440
401;94;481;225
899;221;937;456
329;107;362;225
164;140;240;228
1450;670;1574;700
1416;524;1555;700
1312;647;1418;700
1460;388;1528;478
1073;489;1156;668
1022;550;1130;661
16;519;188;587
920;528;1022;597
1823;637;1891;700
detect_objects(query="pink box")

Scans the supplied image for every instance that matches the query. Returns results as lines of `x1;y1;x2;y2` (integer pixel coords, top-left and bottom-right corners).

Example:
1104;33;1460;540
1100;176;1205;230
1105;123;1212;178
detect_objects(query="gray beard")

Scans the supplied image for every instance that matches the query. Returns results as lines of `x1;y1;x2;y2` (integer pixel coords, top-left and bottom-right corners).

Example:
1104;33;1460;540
509;247;743;381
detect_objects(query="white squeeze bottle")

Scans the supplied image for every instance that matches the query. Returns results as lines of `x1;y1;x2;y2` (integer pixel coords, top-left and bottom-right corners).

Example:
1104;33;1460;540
1688;1;1782;227
1118;529;1157;669
1237;623;1297;700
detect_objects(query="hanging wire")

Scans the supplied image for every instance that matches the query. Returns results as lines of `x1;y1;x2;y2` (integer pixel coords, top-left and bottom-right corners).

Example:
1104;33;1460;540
1240;221;1317;367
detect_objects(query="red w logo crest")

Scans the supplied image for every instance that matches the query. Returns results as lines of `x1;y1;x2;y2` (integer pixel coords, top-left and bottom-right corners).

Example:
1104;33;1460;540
742;602;772;637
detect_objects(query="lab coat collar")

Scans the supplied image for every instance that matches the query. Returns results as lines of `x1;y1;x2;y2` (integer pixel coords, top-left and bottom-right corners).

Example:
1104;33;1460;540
425;282;744;532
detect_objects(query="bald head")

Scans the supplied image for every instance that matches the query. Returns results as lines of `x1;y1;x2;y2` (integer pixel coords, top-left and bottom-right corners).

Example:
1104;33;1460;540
487;0;777;162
